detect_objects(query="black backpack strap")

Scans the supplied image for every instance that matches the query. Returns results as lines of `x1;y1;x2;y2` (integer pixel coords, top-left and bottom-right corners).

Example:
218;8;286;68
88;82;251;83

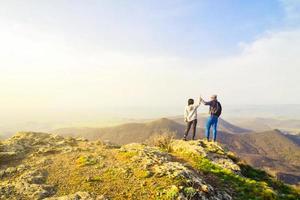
216;101;222;117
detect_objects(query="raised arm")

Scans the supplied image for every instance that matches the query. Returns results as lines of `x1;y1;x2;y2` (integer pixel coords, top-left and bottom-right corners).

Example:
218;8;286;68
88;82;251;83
201;98;211;106
194;96;202;108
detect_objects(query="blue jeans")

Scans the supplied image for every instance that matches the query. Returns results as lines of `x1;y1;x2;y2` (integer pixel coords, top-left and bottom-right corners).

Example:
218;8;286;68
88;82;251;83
205;115;218;141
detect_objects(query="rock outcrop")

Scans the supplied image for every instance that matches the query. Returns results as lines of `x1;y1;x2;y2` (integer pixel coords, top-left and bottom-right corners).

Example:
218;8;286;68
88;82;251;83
170;140;240;172
119;143;232;200
0;132;299;200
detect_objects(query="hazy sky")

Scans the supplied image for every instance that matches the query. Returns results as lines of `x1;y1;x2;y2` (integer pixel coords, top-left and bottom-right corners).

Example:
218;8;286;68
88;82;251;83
0;0;300;121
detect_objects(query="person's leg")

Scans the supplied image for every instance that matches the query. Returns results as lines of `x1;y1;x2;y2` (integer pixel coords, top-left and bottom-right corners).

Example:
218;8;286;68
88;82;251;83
205;116;213;141
184;121;192;140
212;116;218;142
192;119;197;140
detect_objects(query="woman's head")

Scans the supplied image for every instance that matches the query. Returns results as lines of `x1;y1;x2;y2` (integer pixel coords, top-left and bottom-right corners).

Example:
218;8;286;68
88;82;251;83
188;98;194;105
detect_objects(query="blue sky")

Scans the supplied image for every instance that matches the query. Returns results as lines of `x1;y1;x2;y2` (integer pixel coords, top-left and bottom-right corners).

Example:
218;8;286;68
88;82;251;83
0;0;300;121
0;0;286;58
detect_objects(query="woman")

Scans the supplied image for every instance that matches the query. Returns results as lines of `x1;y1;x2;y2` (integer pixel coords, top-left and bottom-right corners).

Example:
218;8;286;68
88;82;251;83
183;97;201;140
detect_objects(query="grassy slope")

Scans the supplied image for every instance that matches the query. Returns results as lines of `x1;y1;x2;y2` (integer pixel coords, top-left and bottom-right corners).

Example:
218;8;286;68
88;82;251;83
52;118;300;187
41;141;300;200
170;141;300;200
36;141;300;199
45;146;180;199
1;133;299;200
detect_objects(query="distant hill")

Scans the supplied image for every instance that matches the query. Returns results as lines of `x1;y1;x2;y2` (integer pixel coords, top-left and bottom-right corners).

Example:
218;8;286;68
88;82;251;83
53;118;240;144
222;130;300;164
285;134;300;145
230;117;300;133
220;129;300;185
169;115;251;134
54;118;189;144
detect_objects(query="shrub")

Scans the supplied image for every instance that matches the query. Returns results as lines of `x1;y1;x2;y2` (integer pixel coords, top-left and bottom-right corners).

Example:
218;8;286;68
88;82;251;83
145;131;175;152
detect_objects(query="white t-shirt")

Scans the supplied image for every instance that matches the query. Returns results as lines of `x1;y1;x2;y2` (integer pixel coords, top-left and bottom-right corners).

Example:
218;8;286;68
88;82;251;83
184;103;200;122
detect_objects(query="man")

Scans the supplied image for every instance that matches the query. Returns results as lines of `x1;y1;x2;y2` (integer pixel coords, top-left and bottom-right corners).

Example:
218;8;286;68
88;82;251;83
201;95;222;142
183;97;201;141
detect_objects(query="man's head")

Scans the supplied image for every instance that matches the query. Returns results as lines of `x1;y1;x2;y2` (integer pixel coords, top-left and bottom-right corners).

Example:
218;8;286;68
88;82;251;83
211;95;217;100
188;98;194;105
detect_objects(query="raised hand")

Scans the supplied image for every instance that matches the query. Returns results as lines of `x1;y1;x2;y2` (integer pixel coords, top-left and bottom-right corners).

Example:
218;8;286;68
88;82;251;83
199;96;203;102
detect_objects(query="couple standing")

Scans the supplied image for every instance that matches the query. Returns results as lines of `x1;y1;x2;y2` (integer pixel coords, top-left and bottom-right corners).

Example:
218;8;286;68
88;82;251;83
183;95;222;142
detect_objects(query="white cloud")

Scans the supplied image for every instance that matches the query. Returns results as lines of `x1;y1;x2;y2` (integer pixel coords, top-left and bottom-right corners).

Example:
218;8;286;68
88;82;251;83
194;29;300;104
0;1;300;123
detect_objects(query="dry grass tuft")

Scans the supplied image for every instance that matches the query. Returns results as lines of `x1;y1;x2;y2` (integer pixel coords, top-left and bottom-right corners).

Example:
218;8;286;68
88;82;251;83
145;131;175;152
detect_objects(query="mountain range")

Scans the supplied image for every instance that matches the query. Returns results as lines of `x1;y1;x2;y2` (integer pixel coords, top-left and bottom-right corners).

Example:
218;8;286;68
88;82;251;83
229;117;300;133
53;116;251;143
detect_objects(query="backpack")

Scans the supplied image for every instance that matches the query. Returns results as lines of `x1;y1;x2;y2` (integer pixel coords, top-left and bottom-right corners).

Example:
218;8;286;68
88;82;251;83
211;101;222;117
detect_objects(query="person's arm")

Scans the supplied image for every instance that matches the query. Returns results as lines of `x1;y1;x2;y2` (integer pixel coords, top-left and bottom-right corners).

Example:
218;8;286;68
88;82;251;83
201;99;211;106
195;97;202;108
184;107;188;122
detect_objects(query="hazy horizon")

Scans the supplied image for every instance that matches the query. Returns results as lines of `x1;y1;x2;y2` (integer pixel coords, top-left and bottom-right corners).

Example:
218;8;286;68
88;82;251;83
1;0;300;131
1;104;300;137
